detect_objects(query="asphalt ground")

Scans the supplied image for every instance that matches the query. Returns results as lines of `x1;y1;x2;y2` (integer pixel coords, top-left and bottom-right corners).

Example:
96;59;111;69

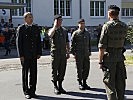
0;48;133;100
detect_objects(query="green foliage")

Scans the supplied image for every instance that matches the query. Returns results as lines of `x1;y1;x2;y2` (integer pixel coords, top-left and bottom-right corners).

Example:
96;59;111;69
127;26;133;45
125;55;133;65
127;21;133;52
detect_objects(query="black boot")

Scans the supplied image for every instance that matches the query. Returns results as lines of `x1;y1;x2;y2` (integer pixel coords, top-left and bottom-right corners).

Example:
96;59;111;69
51;80;61;95
78;81;85;90
4;51;8;56
83;80;91;90
58;81;66;94
9;49;11;55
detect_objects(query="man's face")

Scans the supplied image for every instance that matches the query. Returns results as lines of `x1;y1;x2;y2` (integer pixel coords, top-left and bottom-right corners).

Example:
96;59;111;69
25;15;33;25
107;11;111;20
78;22;85;29
57;18;62;27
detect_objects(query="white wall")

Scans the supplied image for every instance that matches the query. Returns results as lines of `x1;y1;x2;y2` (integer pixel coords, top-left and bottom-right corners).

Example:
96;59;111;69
2;0;132;27
33;0;81;27
0;0;10;22
32;0;53;26
82;0;107;26
106;0;121;19
62;0;80;27
122;0;133;2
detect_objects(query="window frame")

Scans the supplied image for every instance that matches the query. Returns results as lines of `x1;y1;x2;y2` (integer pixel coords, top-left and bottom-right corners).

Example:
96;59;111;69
122;8;133;17
54;0;72;18
11;0;31;17
90;0;106;18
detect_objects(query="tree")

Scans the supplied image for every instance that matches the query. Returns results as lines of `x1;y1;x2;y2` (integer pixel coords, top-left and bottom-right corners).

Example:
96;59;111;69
127;21;133;52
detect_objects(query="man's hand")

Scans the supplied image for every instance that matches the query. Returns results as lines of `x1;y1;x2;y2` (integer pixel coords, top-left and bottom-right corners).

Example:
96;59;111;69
48;19;58;37
99;62;108;72
66;53;70;59
99;62;104;69
53;19;58;28
37;55;41;59
98;48;105;69
20;57;24;62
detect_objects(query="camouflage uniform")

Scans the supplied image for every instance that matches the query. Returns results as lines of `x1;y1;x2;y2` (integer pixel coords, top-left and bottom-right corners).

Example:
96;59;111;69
98;19;127;100
50;27;69;83
71;28;91;84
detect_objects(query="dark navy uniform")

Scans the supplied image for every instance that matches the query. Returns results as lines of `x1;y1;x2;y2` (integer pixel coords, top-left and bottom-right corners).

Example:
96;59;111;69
16;24;42;96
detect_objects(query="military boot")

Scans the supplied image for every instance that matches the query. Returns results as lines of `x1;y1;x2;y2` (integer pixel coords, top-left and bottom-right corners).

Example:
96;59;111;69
51;80;61;95
8;49;11;55
58;81;66;94
83;80;91;90
4;51;8;56
78;81;84;90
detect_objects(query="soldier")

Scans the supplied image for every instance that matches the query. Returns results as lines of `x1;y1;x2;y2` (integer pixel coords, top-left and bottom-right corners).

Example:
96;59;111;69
98;5;127;100
48;14;70;94
16;12;42;99
71;19;91;90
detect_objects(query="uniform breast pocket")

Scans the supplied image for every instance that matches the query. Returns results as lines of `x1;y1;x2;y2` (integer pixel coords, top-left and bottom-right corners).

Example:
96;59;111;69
76;35;82;41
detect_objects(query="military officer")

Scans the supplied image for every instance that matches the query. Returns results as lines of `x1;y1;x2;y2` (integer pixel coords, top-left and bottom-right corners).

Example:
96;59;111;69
48;14;70;94
16;12;42;99
98;5;128;100
71;19;91;90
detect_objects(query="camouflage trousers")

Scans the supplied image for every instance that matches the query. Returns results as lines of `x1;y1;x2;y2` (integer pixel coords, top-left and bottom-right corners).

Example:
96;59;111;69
103;61;127;100
75;54;90;82
51;54;67;82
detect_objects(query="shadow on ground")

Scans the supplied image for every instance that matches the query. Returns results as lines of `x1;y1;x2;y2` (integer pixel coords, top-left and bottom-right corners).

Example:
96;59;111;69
0;49;50;59
66;88;107;100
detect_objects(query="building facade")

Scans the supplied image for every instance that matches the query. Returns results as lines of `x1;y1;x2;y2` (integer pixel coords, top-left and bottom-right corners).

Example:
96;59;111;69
0;0;133;27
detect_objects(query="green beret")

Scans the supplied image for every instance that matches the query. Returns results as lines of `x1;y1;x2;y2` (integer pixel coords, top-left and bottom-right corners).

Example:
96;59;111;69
78;19;85;23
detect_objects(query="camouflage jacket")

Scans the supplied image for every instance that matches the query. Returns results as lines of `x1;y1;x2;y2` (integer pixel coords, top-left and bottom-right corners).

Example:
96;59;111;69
98;19;128;62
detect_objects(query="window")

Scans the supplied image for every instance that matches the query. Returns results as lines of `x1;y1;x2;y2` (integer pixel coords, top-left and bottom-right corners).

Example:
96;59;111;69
90;1;105;17
54;0;71;17
122;8;133;17
11;0;31;16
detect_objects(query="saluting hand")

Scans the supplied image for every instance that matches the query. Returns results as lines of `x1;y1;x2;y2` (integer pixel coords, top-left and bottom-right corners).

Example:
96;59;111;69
66;53;70;59
53;19;58;28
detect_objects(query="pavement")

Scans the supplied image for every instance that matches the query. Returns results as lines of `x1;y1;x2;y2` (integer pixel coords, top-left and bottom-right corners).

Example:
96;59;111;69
0;48;133;100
